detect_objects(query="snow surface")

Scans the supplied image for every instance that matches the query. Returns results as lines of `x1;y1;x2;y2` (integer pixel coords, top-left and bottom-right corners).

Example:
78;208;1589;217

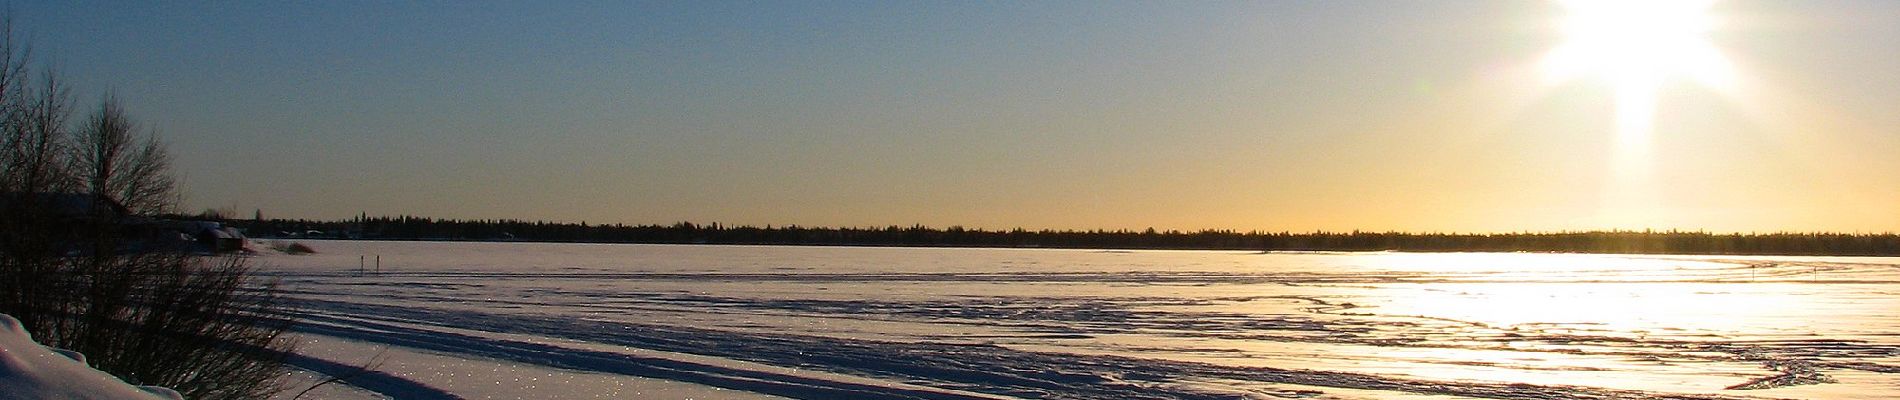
273;332;788;400
255;241;1900;399
0;314;180;400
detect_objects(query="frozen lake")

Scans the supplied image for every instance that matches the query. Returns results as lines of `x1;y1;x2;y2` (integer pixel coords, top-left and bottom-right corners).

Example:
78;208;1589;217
257;240;1900;399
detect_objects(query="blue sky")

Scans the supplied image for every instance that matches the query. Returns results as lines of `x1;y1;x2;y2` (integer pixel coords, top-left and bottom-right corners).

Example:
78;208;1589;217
16;1;1900;231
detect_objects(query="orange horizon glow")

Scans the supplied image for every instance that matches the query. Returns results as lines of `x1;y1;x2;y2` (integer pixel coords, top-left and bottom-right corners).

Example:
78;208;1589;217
17;2;1898;233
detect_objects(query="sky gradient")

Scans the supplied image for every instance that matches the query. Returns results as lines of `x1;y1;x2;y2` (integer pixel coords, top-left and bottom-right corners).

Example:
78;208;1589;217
16;1;1900;232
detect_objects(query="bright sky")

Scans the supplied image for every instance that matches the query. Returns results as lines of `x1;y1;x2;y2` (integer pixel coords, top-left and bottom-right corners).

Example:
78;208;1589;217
17;1;1900;232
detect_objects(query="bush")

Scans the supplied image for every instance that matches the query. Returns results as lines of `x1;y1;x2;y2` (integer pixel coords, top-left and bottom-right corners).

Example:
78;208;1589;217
0;211;295;399
0;15;294;399
10;253;295;400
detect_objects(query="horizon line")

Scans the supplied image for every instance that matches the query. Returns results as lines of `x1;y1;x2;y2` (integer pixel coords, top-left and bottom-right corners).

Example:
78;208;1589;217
216;213;1900;237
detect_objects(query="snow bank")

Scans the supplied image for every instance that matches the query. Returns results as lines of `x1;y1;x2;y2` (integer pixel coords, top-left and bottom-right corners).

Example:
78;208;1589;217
0;314;180;400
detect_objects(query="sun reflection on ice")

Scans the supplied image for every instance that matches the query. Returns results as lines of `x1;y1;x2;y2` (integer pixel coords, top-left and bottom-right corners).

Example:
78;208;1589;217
1305;253;1898;392
1359;253;1828;334
1378;282;1807;334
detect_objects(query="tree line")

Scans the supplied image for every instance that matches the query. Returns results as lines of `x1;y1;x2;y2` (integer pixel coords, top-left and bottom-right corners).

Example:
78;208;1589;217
235;216;1900;256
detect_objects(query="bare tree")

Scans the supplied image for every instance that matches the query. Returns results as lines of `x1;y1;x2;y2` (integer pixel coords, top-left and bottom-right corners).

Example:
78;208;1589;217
0;14;293;400
75;95;176;215
0;13;31;188
0;12;27;129
0;19;73;340
2;70;73;195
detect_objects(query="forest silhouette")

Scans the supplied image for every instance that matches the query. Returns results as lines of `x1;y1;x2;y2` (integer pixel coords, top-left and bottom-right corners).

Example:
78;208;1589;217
233;215;1900;256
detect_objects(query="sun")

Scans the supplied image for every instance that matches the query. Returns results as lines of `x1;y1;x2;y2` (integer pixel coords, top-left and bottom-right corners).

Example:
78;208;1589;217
1538;0;1738;227
1543;0;1733;92
1542;0;1734;150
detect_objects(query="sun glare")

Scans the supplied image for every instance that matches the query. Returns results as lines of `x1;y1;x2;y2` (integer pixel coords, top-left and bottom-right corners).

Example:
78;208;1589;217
1544;0;1733;92
1539;0;1736;226
1544;0;1733;145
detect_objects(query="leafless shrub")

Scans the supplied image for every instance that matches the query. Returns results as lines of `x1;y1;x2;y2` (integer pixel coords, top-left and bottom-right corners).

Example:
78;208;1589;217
31;254;296;400
0;15;294;400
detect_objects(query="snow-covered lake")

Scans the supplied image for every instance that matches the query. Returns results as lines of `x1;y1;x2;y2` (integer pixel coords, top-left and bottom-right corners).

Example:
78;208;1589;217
256;240;1900;399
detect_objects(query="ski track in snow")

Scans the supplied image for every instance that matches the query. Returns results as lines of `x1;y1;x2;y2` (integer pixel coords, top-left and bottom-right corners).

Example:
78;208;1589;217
289;298;1794;400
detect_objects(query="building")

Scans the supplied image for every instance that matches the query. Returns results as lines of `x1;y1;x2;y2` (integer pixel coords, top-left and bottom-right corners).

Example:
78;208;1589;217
2;192;246;254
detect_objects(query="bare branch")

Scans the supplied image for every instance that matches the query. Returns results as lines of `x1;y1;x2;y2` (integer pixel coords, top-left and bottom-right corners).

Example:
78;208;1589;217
73;95;175;215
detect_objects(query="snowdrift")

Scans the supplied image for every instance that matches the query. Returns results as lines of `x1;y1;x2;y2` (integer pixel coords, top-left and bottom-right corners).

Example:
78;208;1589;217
0;313;180;400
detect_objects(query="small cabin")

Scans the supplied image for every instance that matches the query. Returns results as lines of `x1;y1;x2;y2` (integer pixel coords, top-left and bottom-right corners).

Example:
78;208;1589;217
128;220;248;254
4;192;245;254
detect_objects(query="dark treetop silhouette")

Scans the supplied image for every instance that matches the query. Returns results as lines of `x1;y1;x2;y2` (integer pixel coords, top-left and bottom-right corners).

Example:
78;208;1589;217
234;215;1900;257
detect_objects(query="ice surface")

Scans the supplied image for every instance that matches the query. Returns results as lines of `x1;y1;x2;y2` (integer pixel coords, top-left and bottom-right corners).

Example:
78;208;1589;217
258;241;1900;399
